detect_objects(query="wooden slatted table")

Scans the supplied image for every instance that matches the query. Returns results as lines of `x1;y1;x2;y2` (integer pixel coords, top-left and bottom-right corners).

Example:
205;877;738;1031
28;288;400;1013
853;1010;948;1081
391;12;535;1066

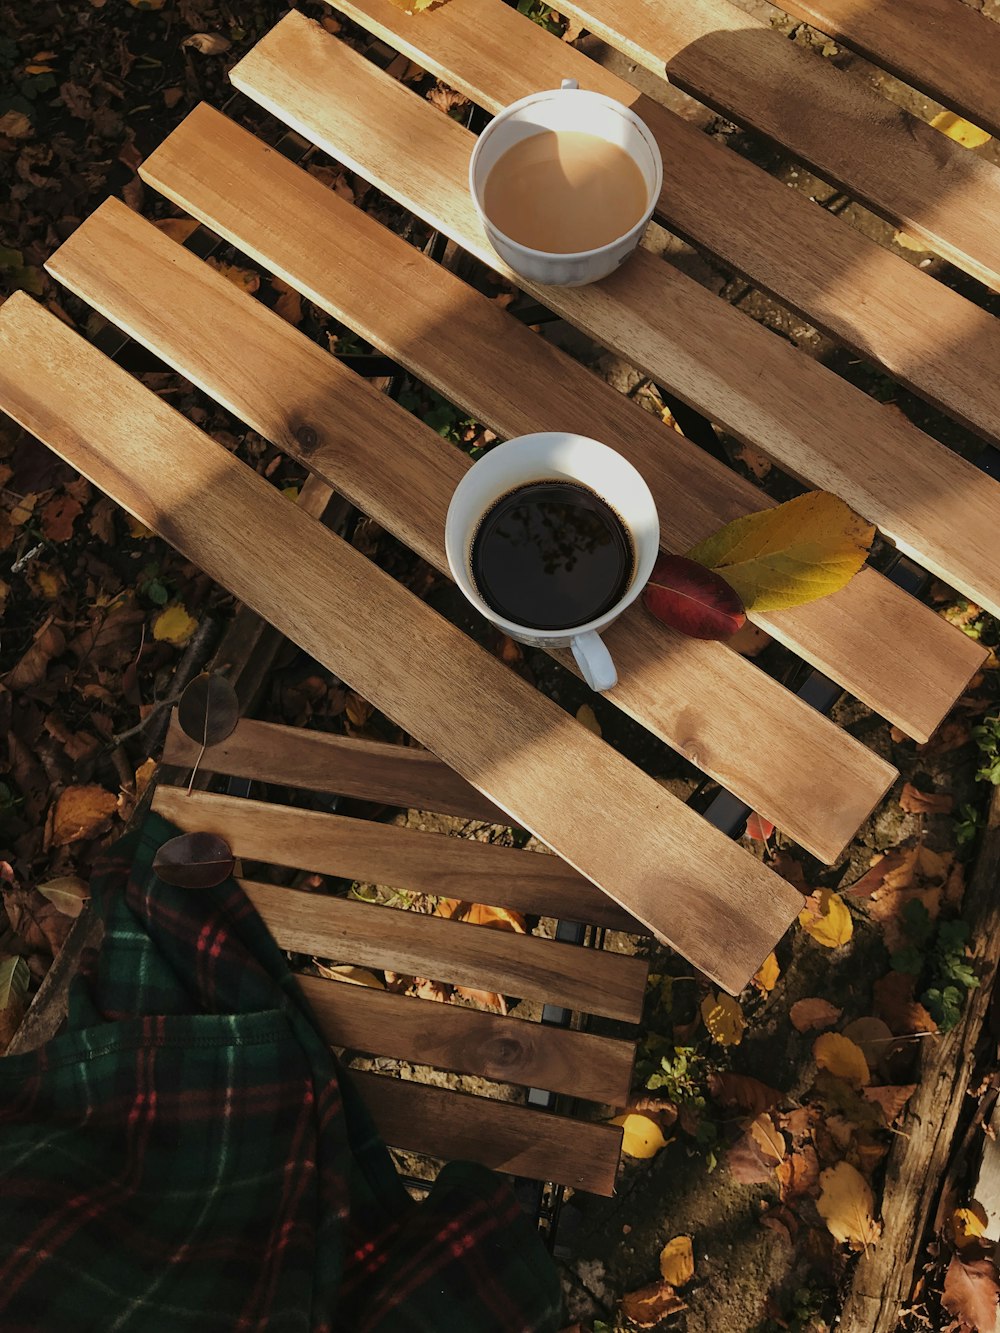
0;0;997;1003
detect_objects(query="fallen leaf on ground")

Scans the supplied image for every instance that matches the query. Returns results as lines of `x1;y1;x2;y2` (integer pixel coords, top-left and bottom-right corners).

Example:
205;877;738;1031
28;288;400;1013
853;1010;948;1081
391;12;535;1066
931;110;992;149
51;785;118;845
454;986;507;1013
3;885;72;955
813;1032;870;1087
899;781;954;815
753;951;780;992
862;1084;917;1127
659;1235;694;1287
708;1071;782;1116
619;1280;687;1327
153;217;199;244
949;1204;989;1252
701;991;746;1045
942;1251;1000;1332
5;617;65;691
435;899;526;932
777;1145;820;1202
37;876;89;918
817;1161;881;1249
749;1112;785;1165
0;956;30;1048
873;971;937;1035
611;1113;669;1160
575;703;601;735
271;277;303;327
206;259;260;293
799;889;853;948
314;962;385;989
178;673;240;747
0;110;32;138
40;494;82;542
842;1017;895;1074
791;997;843;1032
642;553;745;639
746;813;775;842
153;604;198;647
727;1125;779;1184
345;692;373;729
181;32;232;54
153;833;234;889
686;491;874;613
771;850;808;892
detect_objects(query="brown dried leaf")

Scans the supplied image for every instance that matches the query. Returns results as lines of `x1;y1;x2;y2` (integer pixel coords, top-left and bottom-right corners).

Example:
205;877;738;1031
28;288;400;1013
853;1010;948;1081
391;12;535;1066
862;1084;917;1127
619;1280;687;1327
844;847;914;898
313;962;385;989
727;1127;777;1184
154;217;200;245
178;673;239;747
0;956;30;1048
453;986;507;1014
790;997;842;1032
36;875;89;918
777;1144;820;1202
899;782;954;815
3;885;72;955
153;833;234;889
52;785;118;846
181;32;232;54
873;971;938;1036
942;1252;999;1333
5;618;66;691
708;1072;782;1117
40;494;82;542
750;1112;785;1165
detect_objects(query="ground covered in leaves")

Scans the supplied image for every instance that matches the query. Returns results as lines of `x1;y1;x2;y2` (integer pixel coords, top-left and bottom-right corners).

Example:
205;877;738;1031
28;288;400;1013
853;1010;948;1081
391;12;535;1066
4;2;1000;1331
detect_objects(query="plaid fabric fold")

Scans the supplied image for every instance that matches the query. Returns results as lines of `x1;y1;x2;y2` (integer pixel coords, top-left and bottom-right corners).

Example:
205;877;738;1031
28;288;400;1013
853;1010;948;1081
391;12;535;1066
0;812;563;1332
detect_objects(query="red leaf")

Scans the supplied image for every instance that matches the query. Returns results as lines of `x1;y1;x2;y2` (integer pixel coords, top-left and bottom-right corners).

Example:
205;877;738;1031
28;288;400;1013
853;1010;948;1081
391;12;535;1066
746;812;775;841
942;1252;1000;1333
642;553;746;640
708;1072;782;1117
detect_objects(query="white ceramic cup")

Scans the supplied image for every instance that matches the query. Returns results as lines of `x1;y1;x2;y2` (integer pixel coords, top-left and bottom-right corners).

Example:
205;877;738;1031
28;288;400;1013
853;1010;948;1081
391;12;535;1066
445;433;659;693
469;79;663;287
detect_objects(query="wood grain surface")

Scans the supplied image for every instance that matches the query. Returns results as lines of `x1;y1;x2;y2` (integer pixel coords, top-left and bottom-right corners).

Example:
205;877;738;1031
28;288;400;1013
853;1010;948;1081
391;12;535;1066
779;0;1000;140
226;13;1000;629
52;196;897;860
223;874;648;1021
163;714;509;822
152;785;641;932
137;108;984;748
0;293;802;992
350;1068;623;1193
547;0;1000;294
297;975;635;1105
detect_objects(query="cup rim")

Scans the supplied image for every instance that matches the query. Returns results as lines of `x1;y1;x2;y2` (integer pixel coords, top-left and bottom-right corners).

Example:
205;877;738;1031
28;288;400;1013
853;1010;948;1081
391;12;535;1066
468;87;664;262
445;432;660;640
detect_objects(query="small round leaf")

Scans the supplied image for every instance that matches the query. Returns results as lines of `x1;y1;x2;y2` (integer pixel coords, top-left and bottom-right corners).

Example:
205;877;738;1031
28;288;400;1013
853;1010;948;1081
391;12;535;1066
177;673;239;747
153;833;234;889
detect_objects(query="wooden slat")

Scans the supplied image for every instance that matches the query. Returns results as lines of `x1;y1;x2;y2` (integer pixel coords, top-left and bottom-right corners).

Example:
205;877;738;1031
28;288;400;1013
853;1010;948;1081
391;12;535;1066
52;198;896;861
152;786;642;933
779;0;1000;141
232;876;647;1022
225;16;1000;632
163;714;509;824
0;295;795;993
297;975;634;1104
350;1069;622;1193
136;113;983;748
549;0;1000;295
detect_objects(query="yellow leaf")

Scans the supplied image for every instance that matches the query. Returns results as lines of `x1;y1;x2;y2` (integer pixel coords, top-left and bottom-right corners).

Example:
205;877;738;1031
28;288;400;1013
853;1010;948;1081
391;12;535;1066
817;1161;881;1249
686;492;875;613
950;1204;989;1251
206;258;260;294
893;230;929;252
127;515;154;539
799;888;853;948
313;962;385;989
659;1235;694;1287
753;951;780;992
701;991;746;1046
35;567;65;599
749;1111;785;1164
37;876;89;918
152;604;198;647
611;1112;669;1159
52;785;118;845
575;703;601;736
387;0;444;10
813;1032;870;1087
153;218;200;245
930;110;991;149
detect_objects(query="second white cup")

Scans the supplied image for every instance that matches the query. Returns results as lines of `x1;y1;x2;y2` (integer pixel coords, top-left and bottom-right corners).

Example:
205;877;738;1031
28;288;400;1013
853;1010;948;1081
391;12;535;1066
445;433;660;693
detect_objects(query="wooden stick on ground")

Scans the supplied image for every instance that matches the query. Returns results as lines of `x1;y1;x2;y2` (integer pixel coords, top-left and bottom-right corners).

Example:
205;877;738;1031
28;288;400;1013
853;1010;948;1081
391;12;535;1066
839;785;1000;1332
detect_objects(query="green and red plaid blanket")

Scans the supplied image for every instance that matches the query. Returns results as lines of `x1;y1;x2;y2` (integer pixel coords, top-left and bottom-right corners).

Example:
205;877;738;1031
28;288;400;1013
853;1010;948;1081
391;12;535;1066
0;813;563;1331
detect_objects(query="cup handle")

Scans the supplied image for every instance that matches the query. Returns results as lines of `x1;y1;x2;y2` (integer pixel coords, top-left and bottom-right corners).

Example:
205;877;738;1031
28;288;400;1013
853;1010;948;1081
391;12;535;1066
571;630;618;693
561;78;579;90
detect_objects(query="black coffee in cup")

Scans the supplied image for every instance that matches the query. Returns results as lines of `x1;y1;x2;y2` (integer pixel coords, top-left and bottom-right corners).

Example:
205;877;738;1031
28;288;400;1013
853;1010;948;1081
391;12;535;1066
469;480;634;631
